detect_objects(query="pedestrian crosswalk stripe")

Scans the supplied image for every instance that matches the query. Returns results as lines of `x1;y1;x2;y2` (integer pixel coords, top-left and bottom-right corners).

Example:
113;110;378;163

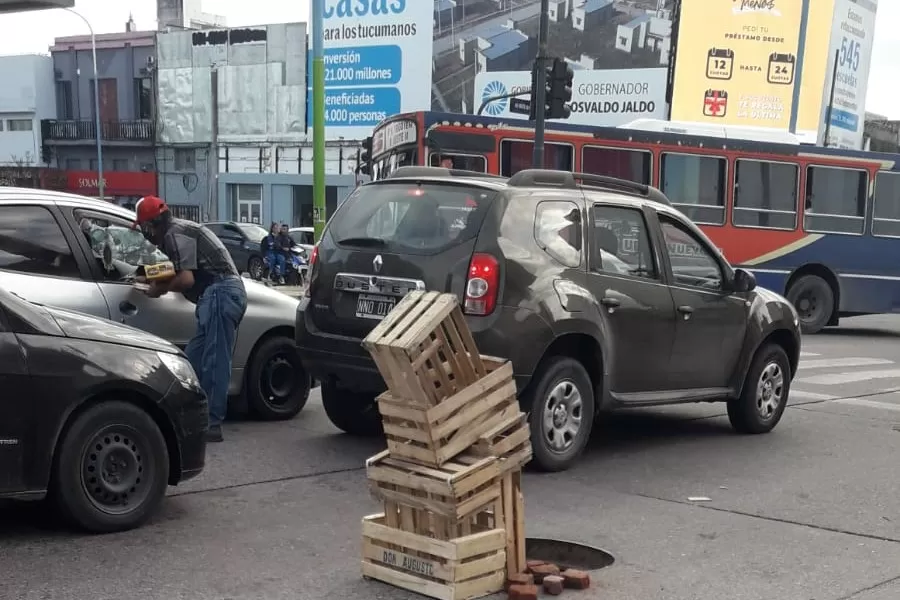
790;389;836;401
832;398;900;412
796;369;900;386
799;352;821;357
799;357;893;370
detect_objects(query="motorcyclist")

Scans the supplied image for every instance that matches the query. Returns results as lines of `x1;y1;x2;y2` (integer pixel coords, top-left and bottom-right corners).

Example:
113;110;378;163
276;224;294;282
260;222;285;284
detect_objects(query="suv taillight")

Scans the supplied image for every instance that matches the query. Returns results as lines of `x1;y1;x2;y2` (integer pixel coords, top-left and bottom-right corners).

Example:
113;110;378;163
304;245;319;298
464;253;499;316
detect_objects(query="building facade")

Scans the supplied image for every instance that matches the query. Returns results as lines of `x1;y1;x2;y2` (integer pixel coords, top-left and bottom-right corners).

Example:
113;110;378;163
0;54;54;167
156;22;359;225
41;22;158;204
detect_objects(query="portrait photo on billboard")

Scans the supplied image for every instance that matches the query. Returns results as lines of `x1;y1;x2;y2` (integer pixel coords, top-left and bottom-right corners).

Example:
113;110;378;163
432;0;676;125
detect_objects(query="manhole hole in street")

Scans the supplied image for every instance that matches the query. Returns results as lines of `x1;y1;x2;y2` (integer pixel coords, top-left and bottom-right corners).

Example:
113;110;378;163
525;538;615;571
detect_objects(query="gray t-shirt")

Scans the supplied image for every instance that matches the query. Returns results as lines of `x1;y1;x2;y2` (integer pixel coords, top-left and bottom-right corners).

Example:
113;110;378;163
161;218;239;303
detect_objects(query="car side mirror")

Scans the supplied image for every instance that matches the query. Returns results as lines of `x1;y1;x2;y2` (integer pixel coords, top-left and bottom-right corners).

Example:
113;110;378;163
732;268;757;293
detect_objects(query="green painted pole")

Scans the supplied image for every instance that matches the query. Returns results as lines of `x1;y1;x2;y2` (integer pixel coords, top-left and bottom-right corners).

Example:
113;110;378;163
312;0;326;242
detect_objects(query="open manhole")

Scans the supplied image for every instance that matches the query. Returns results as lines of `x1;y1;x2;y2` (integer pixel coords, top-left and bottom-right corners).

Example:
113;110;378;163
525;538;615;572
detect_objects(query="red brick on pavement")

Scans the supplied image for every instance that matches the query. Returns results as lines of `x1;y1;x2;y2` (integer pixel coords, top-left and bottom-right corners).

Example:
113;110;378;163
506;572;534;590
507;583;539;600
562;568;591;589
529;562;560;582
543;574;564;595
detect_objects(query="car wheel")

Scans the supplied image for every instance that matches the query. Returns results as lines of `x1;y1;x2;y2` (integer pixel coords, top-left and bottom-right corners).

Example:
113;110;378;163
728;343;791;434
321;380;383;436
248;256;264;281
786;274;833;334
524;356;595;473
247;336;311;421
51;401;169;534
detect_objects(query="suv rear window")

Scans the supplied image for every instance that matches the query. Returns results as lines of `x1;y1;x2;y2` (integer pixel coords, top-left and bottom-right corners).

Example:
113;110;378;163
329;182;498;254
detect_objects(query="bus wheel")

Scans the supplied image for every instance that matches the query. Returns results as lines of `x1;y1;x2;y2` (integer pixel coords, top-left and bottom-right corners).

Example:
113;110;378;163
786;275;834;334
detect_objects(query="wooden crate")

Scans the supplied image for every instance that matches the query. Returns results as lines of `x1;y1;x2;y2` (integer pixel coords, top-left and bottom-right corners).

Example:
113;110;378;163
376;357;519;467
362;291;488;405
452;455;527;576
470;412;533;473
367;450;505;540
362;513;506;600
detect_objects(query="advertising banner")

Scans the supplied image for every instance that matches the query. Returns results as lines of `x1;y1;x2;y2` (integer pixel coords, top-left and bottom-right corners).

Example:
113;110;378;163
310;0;434;140
474;68;668;126
818;0;879;149
669;0;806;129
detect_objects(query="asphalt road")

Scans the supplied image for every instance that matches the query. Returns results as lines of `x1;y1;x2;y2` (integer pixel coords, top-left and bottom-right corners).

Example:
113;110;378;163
5;315;900;600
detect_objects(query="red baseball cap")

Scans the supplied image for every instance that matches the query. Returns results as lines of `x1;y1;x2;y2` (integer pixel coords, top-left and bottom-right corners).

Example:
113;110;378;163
134;195;169;227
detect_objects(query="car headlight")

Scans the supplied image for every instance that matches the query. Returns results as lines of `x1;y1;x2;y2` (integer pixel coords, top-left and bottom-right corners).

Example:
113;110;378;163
157;352;201;390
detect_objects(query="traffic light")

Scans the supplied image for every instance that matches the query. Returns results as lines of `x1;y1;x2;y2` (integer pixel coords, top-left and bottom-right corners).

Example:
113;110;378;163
357;136;373;176
548;57;573;120
528;57;573;120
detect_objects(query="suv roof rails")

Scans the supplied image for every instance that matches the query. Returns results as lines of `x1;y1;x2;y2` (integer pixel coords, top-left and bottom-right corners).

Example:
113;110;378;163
385;166;507;181
507;169;671;206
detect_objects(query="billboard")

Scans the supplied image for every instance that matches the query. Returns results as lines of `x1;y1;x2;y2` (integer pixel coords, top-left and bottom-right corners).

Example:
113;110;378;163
474;68;668;126
668;0;806;129
310;0;434;139
434;0;674;119
817;0;879;149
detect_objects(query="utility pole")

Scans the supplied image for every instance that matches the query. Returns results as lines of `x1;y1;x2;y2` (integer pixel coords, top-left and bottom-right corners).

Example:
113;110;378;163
312;0;326;242
532;0;550;168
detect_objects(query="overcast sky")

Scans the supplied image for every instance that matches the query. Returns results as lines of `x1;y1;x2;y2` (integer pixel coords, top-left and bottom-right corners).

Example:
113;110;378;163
0;0;896;119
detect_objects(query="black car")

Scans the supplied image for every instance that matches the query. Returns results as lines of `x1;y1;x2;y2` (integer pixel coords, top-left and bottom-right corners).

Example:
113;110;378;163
0;286;207;533
204;221;270;279
296;167;802;472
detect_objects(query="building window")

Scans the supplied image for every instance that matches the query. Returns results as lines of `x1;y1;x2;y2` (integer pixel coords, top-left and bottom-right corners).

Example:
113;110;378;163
56;81;73;120
7;119;32;131
232;184;263;224
134;78;152;120
733;159;799;230
174;148;195;172
89;159;98;171
66;158;81;170
112;159;129;171
873;172;900;238
292;185;337;227
660;153;727;225
803;166;867;235
582;146;651;184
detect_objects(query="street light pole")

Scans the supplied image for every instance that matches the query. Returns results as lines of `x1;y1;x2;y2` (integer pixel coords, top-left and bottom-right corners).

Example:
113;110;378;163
63;8;104;200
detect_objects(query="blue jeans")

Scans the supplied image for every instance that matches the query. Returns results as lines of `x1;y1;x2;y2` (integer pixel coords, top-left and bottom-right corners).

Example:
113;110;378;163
185;277;248;427
266;251;285;278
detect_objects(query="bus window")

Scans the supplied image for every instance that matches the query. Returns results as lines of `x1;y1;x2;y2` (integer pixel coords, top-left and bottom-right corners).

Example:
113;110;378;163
500;140;573;176
660;153;727;226
872;172;900;237
429;153;487;172
804;166;867;235
582;146;651;184
733;159;799;230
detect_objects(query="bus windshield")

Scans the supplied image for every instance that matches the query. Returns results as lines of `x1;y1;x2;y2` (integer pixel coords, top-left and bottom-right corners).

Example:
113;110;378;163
372;149;417;180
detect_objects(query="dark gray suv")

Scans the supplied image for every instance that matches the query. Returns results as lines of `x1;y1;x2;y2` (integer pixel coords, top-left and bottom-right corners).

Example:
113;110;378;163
296;167;802;472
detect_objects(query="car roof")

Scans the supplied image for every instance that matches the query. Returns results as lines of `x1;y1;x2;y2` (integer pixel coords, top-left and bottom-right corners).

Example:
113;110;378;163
380;167;673;212
0;187;138;219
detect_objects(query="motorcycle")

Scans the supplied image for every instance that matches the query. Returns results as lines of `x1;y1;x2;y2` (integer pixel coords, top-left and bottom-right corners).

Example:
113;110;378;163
261;245;308;287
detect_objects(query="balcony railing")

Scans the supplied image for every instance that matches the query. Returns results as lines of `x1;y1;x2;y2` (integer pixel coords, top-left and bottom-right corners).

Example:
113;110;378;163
41;119;154;143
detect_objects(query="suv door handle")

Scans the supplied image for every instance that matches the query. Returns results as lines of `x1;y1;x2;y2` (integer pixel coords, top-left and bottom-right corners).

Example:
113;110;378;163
677;305;694;320
600;297;620;308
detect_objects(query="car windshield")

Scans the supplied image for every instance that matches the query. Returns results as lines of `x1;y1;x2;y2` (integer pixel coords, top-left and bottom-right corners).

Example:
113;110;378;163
80;220;170;279
237;223;269;243
329;182;498;254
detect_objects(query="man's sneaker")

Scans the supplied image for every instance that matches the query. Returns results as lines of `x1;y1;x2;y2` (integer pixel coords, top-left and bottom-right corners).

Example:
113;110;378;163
278;277;286;285
205;425;224;443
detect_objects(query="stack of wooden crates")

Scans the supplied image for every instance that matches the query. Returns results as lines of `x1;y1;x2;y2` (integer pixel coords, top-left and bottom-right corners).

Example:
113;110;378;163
360;290;533;600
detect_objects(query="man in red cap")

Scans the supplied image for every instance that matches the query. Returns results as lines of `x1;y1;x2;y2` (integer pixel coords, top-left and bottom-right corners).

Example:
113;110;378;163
134;195;247;442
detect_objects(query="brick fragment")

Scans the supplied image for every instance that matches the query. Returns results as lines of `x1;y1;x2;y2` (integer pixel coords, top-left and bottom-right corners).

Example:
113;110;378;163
562;568;591;589
543;575;564;595
505;572;534;590
507;583;539;600
525;559;545;571
529;563;560;582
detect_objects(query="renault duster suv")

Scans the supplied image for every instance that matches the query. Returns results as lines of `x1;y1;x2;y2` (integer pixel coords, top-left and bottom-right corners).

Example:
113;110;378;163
296;167;802;472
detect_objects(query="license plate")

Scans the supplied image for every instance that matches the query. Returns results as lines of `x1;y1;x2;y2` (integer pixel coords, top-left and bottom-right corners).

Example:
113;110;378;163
355;294;396;320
